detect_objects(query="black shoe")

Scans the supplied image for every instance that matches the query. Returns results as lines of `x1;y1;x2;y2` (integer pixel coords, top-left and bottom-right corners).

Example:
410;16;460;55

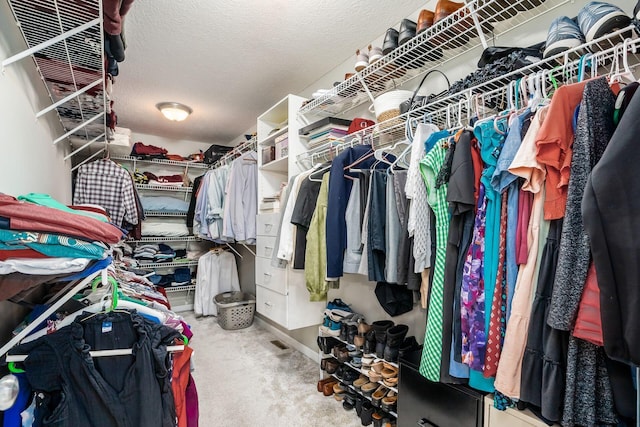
398;19;417;45
347;324;358;344
364;329;377;355
355;394;366;416
384;324;409;361
343;368;360;386
382;28;399;55
340;322;349;342
398;336;421;361
361;401;375;426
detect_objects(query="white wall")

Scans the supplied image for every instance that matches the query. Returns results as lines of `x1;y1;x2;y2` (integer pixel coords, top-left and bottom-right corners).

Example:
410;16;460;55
0;2;71;202
0;0;72;343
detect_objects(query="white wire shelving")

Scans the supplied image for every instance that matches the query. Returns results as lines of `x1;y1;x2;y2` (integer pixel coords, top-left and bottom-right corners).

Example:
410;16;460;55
296;27;640;168
2;0;106;162
137;260;199;269
143;211;188;218
111;155;212;170
297;0;572;122
127;235;201;244
135;184;193;192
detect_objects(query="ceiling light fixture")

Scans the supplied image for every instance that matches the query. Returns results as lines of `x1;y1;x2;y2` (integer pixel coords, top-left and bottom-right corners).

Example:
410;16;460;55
156;102;193;122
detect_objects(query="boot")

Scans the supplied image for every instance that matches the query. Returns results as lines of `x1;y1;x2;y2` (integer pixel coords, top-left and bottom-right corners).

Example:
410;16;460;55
398;336;421;361
372;320;394;358
383;324;409;362
347;324;358;344
364;329;377;355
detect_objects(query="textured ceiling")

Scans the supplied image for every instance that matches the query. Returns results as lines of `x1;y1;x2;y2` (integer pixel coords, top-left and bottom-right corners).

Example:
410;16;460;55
114;0;426;144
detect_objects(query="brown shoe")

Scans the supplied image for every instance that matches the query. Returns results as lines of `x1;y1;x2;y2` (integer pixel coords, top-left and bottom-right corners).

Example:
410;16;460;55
371;385;388;407
433;0;469;49
416;9;435;34
317;376;336;393
434;0;465;24
322;378;339;396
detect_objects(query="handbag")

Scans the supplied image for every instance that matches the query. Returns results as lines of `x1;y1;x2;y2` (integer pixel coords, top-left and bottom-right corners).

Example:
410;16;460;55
399;69;451;116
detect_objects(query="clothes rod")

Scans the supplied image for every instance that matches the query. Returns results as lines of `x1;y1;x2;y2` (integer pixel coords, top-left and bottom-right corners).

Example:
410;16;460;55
5;344;184;362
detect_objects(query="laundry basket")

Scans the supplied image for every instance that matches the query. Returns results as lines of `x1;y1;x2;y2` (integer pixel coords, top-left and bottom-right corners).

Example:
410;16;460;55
214;291;256;330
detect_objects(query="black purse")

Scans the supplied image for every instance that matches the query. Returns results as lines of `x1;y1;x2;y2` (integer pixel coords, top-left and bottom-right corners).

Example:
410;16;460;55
399;69;451;116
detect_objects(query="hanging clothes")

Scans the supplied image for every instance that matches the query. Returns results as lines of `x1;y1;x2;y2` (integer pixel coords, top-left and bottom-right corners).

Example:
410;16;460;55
9;311;181;427
440;129;476;383
367;170;388;282
343;179;363;274
494;106;548;399
548;78;617;332
418;141;449;383
325;145;379;279
385;172;402;284
73;158;139;227
290;170;324;270
305;173;330;301
194;250;240;316
222;151;257;244
406;124;439;274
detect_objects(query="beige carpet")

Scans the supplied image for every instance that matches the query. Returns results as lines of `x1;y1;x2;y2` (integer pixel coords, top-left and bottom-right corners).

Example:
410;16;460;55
182;312;362;427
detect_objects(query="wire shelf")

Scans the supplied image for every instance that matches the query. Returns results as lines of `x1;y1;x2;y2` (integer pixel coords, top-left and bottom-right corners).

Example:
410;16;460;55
5;0;105;149
163;284;197;293
296;27;639;162
137;260;200;269
298;0;571;120
128;236;201;243
136;184;193;192
143;211;188;218
111;156;211;169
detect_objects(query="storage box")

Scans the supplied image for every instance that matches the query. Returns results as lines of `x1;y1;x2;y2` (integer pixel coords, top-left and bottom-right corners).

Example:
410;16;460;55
261;146;275;165
275;137;288;159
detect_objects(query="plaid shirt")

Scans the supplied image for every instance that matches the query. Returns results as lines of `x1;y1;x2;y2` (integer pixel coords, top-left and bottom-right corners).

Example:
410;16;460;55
73;159;139;226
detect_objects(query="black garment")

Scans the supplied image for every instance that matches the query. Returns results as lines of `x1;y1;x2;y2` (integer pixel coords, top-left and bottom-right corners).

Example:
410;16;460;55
440;130;475;383
367;170;387;282
375;282;413;316
291;175;323;270
186;174;204;228
11;311;181;427
520;219;569;423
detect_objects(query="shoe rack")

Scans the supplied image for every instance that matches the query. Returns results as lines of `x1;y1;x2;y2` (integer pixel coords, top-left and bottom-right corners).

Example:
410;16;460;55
297;0;573;123
318;328;400;421
2;0;107;165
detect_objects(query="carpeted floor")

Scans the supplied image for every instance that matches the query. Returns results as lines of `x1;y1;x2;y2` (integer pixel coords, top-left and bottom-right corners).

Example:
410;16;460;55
182;312;362;427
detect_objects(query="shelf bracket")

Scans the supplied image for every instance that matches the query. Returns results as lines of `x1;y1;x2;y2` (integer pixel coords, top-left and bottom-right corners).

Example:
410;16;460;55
467;3;489;50
0;269;103;360
37;78;103;119
1;18;100;71
64;132;105;161
356;73;376;104
53;112;105;145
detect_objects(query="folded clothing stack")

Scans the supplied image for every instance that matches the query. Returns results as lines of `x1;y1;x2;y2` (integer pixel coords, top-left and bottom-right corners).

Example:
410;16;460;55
0;193;124;300
133;243;178;263
143;172;187;187
149;267;193;287
140;196;189;214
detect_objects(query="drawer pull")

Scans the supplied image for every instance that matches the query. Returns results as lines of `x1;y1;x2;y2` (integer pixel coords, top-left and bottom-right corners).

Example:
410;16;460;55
264;301;273;307
264;246;273;256
264;224;273;233
418;419;438;427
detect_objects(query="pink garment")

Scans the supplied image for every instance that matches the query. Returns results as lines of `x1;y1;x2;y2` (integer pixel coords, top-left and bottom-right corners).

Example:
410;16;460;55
185;375;199;427
496;106;550;399
516;189;533;265
0;195;123;244
103;0;135;35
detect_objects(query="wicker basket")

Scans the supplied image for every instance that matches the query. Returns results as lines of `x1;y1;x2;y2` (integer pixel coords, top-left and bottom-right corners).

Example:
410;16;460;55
214;291;256;330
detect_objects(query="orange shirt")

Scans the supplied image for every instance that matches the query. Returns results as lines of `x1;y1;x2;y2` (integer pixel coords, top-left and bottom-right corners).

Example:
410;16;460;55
535;81;587;220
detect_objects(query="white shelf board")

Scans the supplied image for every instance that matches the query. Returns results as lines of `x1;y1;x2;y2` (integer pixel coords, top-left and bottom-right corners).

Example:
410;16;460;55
258;126;288;147
260;156;288;172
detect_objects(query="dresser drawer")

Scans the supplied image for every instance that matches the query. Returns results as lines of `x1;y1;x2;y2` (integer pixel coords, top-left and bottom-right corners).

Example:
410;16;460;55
256;236;277;259
256;285;287;326
257;213;280;237
255;256;287;295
